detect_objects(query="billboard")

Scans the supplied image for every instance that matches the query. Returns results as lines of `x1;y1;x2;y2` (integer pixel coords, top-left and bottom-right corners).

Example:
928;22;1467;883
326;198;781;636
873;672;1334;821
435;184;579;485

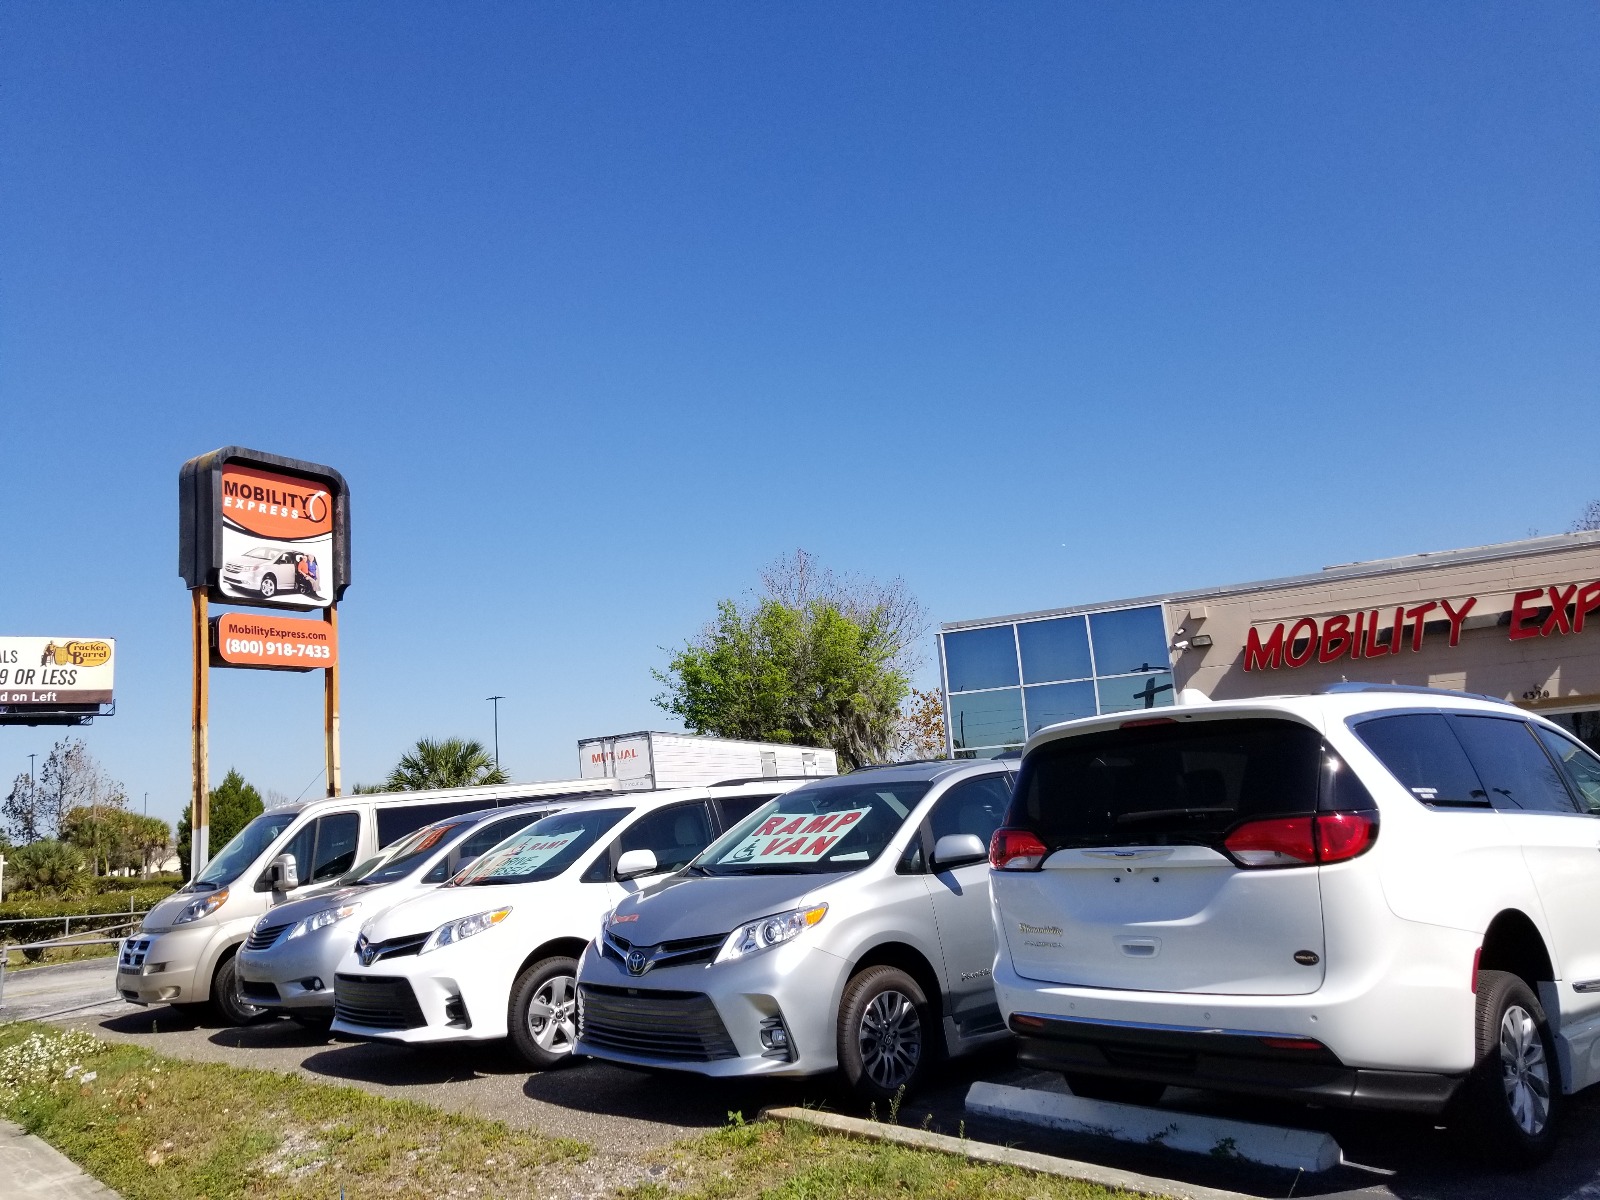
180;447;350;609
212;612;337;671
0;637;115;708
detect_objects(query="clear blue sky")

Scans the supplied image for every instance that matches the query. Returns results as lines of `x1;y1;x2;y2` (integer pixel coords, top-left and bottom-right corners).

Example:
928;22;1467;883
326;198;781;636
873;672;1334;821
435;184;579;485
3;3;1596;828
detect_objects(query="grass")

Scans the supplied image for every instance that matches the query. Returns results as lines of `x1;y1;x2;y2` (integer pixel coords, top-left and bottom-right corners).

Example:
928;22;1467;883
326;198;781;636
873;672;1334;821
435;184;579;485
1;1023;1143;1200
4;940;122;970
0;1023;588;1199
618;1111;1135;1200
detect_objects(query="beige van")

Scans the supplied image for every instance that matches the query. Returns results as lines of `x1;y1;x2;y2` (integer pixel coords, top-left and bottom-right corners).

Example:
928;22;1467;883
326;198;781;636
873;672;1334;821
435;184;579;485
116;778;614;1023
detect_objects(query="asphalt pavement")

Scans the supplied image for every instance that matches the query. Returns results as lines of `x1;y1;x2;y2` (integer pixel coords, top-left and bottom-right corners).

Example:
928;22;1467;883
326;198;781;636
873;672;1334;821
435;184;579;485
13;961;1600;1200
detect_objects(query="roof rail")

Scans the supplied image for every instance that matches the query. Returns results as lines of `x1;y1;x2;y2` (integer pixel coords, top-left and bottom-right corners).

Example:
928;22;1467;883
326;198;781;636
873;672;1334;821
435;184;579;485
708;774;830;787
1318;682;1503;703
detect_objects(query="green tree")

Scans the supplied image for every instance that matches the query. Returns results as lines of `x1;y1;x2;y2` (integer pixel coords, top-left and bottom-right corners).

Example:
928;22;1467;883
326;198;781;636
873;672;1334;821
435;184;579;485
654;556;917;769
384;739;508;791
7;839;88;896
1573;500;1600;533
175;769;264;881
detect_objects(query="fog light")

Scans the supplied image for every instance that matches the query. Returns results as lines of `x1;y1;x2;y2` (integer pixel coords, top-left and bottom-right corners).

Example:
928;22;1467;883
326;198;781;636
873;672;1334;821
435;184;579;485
303;977;325;992
759;1015;794;1060
444;995;471;1028
157;987;180;1001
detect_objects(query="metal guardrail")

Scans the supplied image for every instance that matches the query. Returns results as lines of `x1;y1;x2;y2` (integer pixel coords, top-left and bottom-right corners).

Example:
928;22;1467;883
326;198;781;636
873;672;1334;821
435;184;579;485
0;911;151;1012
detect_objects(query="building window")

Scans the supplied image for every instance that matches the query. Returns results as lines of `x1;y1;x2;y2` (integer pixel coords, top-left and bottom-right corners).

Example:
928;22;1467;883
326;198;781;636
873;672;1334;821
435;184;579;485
941;603;1173;755
942;625;1019;693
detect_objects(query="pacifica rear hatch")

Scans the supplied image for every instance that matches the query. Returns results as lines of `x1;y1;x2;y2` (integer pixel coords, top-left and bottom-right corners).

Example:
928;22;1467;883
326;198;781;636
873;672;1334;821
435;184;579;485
990;715;1377;996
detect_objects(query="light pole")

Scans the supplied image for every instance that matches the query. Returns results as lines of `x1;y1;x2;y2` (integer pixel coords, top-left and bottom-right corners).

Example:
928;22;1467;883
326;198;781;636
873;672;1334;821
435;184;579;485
486;695;505;770
28;754;35;784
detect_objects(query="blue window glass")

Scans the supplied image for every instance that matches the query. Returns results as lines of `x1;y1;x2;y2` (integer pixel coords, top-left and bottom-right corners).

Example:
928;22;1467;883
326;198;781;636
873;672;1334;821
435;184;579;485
1024;681;1097;735
1017;616;1092;684
949;688;1025;750
1096;671;1176;714
942;626;1019;693
1088;607;1171;677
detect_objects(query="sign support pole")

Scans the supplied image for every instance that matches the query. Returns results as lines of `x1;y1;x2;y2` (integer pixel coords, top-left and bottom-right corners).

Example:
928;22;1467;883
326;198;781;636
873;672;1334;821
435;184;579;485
324;605;341;797
190;587;210;878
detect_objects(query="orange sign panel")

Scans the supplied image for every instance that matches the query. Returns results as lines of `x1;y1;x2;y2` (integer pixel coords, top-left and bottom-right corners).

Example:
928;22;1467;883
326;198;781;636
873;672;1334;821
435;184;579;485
213;613;337;670
220;464;333;541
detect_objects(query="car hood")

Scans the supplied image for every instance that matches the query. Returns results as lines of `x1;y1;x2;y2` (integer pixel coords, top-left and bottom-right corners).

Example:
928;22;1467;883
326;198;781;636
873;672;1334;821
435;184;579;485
257;885;371;928
143;891;199;931
361;881;529;942
609;873;830;944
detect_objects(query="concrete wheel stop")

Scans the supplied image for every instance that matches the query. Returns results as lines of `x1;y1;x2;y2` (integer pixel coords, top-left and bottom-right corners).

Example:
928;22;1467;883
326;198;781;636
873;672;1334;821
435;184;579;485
966;1081;1344;1173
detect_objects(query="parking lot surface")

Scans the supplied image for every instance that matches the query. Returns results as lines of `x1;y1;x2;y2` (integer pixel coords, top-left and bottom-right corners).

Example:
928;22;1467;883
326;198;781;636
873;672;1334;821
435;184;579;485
14;986;1593;1200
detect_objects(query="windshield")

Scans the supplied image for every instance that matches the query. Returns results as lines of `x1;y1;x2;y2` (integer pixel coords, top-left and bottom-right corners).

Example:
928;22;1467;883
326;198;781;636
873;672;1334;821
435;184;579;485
243;548;272;559
193;811;298;887
450;806;628;886
693;779;931;876
353;820;472;885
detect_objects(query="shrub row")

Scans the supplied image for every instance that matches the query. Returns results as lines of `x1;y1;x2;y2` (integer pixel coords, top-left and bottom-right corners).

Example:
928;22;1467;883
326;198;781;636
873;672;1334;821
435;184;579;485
0;886;180;946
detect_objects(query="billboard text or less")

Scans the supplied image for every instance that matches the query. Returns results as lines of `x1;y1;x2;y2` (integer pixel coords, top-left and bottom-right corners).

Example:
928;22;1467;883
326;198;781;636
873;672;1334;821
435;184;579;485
0;637;115;706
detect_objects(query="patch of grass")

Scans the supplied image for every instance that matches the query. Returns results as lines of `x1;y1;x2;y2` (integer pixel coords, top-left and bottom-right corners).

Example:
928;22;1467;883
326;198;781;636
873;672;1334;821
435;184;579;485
4;940;122;970
0;1022;588;1199
619;1111;1137;1200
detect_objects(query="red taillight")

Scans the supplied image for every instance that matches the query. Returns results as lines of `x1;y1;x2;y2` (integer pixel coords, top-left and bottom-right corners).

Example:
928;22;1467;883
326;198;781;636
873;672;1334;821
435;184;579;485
1314;811;1377;863
990;828;1048;870
1258;1036;1326;1052
1120;717;1177;728
1223;811;1377;869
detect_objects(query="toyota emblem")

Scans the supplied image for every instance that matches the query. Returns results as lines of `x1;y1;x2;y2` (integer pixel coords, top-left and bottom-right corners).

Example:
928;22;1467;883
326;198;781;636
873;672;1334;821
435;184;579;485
626;949;649;976
356;934;377;967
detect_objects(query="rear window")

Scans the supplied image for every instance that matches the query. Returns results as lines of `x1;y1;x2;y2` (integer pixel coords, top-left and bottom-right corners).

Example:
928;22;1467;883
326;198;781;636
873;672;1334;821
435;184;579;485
1009;718;1353;851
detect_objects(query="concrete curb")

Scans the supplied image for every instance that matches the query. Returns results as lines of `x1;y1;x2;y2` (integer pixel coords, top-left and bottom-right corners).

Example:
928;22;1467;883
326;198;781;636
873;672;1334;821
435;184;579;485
763;1105;1258;1200
967;1082;1343;1173
1;1120;121;1199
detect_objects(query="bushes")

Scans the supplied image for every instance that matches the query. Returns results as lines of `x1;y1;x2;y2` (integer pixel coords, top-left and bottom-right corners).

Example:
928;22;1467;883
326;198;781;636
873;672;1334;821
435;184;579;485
0;885;179;949
5;841;86;897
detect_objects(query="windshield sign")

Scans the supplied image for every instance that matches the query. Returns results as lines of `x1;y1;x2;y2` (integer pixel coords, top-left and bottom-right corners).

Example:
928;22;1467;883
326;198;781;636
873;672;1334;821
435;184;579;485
451;806;627;886
355;821;468;885
695;781;930;875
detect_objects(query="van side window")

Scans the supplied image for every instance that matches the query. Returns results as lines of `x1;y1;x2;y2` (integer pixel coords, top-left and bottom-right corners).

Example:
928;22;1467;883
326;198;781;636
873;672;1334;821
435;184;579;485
928;775;1012;850
279;820;317;880
715;794;776;831
1533;726;1600;815
1447;716;1581;815
615;802;714;875
1353;714;1489;808
376;800;485;846
310;812;360;881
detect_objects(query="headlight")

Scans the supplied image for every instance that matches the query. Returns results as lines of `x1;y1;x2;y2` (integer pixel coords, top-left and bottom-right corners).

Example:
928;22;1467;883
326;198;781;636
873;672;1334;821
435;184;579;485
420;907;512;955
713;903;827;965
595;909;614;951
286;903;360;940
173;887;230;925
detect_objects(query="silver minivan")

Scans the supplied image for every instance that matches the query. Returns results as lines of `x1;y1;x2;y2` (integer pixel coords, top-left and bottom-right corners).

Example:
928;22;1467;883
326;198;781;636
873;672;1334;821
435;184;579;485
574;760;1015;1100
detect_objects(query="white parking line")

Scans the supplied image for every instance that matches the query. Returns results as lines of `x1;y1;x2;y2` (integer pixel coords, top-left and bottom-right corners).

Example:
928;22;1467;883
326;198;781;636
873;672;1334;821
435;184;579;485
966;1081;1344;1173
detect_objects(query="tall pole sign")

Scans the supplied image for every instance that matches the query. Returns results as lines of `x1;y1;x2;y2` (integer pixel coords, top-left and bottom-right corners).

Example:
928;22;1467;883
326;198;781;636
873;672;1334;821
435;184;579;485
180;447;351;878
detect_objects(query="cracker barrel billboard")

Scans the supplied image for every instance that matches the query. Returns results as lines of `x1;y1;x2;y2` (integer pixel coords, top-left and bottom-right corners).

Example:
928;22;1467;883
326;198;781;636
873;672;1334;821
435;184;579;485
211;613;337;671
180;447;351;609
0;637;115;706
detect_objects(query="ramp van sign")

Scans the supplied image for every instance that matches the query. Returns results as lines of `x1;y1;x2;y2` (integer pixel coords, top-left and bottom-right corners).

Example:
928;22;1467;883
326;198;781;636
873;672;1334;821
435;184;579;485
0;637;115;706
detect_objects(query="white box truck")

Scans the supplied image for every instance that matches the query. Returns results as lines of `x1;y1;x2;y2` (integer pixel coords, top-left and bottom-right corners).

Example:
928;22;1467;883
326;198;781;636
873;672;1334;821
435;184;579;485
577;731;838;791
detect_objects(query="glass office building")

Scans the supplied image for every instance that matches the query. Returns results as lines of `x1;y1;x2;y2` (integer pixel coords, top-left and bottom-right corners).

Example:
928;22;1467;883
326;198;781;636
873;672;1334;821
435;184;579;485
938;604;1174;757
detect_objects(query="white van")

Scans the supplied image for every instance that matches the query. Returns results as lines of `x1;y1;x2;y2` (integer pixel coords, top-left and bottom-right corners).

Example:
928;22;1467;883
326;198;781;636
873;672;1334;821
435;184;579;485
116;778;614;1023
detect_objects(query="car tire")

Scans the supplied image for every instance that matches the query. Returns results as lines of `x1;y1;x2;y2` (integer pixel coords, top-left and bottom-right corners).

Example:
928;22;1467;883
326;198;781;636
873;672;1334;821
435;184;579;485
507;956;580;1070
259;575;277;599
1062;1072;1167;1107
1451;969;1561;1167
211;954;266;1026
837;965;932;1104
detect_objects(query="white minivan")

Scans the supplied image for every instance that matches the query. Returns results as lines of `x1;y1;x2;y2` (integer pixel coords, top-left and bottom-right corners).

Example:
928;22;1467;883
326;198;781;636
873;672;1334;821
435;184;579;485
116;778;612;1023
989;685;1600;1167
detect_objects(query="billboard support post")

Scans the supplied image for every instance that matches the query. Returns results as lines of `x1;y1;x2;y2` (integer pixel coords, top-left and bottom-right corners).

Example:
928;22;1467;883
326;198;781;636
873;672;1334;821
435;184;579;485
190;587;210;879
323;605;340;797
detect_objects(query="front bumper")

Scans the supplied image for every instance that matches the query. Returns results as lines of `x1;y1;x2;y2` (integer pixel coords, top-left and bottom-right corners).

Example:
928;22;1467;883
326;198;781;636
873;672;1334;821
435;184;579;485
574;938;844;1078
236;932;349;1014
329;941;518;1044
115;927;214;1005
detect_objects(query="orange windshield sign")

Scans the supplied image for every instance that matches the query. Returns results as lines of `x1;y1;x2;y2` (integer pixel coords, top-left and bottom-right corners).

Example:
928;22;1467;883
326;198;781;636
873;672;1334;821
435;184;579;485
220;464;333;543
213;612;337;670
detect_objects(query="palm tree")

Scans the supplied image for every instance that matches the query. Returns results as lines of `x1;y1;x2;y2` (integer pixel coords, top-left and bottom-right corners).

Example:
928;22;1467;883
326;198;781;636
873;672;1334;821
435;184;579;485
384;738;509;791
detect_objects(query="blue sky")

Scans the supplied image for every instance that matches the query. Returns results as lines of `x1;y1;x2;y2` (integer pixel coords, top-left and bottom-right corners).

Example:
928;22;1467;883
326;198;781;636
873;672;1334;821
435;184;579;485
3;3;1597;827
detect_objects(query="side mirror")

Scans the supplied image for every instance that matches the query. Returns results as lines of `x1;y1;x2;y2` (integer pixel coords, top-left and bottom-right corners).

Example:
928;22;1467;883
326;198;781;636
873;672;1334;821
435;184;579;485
931;833;988;869
268;853;300;892
615;848;659;881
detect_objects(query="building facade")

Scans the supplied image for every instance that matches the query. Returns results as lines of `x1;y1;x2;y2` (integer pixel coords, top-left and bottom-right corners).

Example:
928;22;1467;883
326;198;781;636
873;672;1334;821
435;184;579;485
939;531;1600;757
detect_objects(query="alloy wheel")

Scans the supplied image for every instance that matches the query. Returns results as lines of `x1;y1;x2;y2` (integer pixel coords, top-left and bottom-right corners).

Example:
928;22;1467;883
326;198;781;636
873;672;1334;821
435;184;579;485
1500;1004;1552;1136
857;988;922;1091
527;973;577;1055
